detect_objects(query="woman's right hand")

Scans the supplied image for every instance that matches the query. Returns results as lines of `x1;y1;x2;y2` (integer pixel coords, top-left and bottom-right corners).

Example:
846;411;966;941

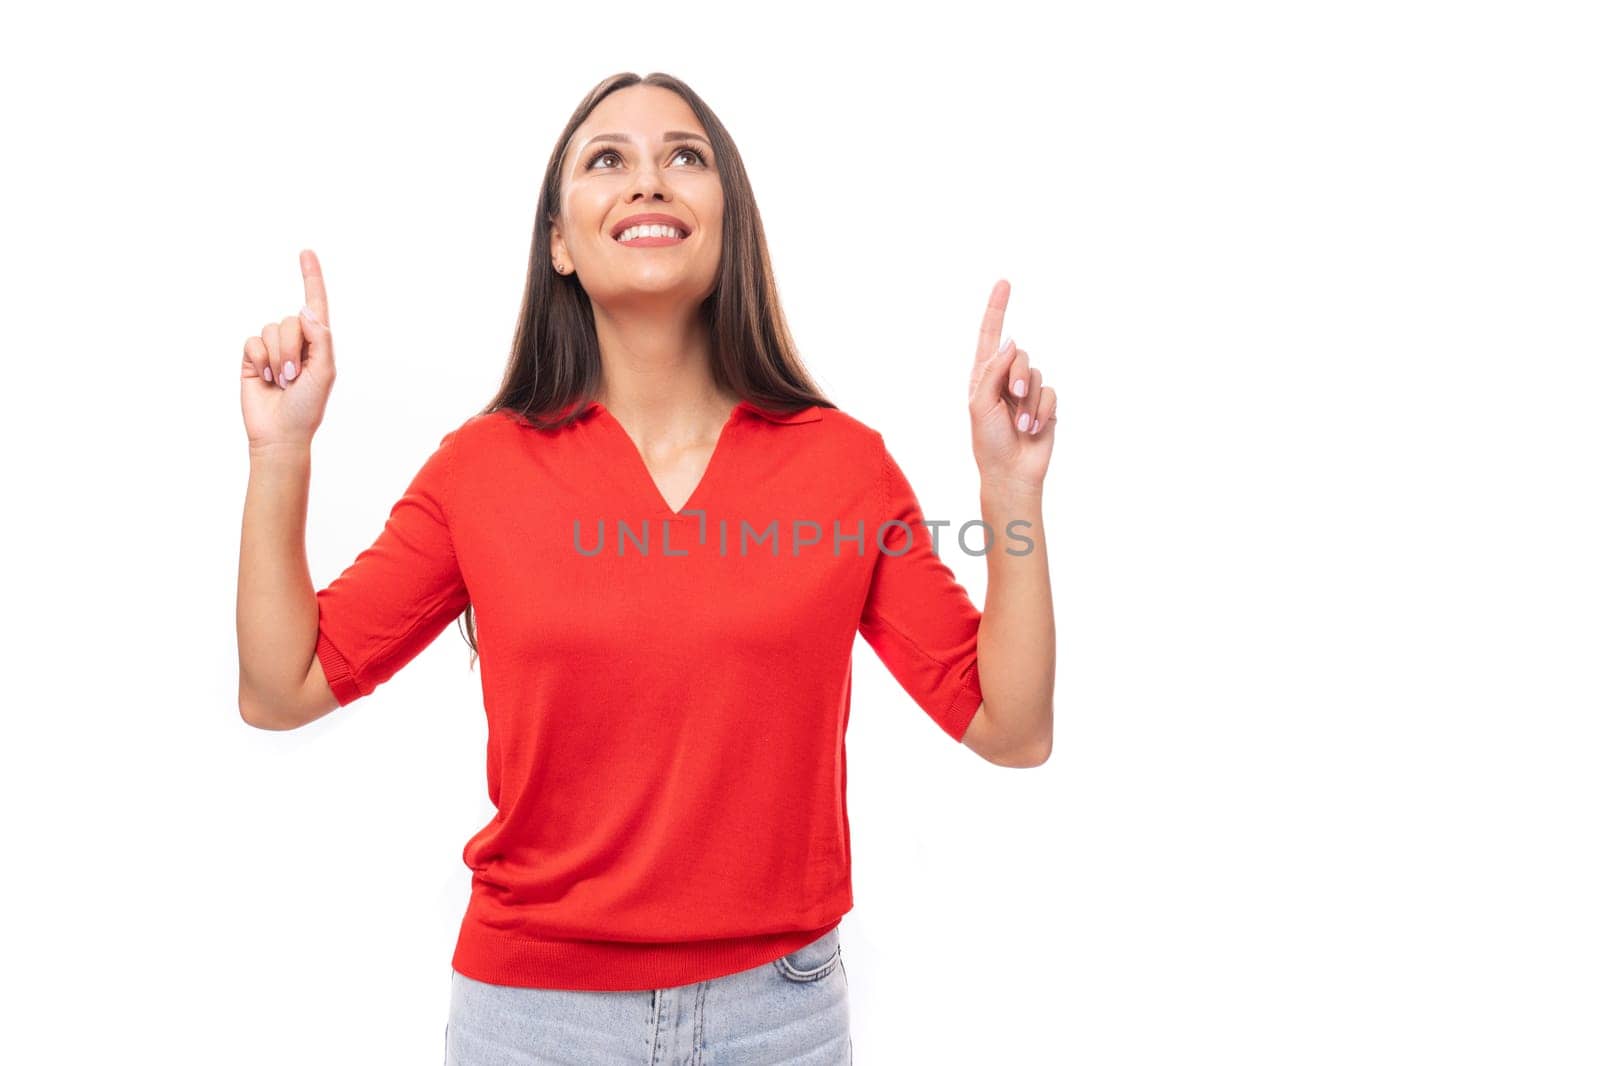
241;249;338;451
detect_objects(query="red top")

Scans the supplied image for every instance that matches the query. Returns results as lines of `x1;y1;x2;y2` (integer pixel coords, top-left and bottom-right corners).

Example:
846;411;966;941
313;398;985;991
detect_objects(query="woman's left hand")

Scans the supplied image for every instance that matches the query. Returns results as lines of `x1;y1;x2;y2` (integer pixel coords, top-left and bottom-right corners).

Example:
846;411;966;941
968;279;1056;494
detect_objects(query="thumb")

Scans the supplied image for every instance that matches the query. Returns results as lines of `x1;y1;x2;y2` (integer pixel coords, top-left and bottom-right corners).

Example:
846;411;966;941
970;336;1015;407
298;304;335;376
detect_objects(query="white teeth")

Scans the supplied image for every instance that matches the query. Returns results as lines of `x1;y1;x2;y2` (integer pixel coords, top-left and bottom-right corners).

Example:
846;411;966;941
616;223;686;242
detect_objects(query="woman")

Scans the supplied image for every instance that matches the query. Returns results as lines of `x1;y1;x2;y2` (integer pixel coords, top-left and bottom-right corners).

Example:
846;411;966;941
237;72;1056;1064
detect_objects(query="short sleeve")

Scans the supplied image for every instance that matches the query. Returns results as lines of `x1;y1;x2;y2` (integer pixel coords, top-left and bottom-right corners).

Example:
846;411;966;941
313;428;470;706
858;435;985;742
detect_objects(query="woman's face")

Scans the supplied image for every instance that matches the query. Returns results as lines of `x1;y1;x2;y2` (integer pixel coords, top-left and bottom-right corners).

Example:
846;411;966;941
552;85;724;310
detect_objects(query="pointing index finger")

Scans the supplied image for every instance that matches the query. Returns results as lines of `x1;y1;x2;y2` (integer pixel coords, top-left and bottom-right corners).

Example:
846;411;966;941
300;248;330;327
974;278;1009;367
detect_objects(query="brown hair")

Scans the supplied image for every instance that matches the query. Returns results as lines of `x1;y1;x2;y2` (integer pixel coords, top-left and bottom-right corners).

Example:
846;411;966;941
459;71;833;661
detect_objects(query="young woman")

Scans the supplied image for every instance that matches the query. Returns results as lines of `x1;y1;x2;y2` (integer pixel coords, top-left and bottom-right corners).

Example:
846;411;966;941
237;71;1056;1065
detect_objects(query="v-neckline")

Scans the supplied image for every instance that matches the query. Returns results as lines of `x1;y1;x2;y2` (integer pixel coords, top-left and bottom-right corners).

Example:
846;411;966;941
591;399;749;518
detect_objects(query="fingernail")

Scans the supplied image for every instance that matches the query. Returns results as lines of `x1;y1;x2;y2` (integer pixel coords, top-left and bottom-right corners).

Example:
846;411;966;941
1017;411;1029;430
999;335;1014;355
299;305;320;326
283;361;296;381
1012;378;1027;397
263;365;273;382
1031;417;1042;434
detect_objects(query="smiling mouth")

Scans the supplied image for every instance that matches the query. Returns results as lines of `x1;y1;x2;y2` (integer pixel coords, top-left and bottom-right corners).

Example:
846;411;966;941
614;224;689;246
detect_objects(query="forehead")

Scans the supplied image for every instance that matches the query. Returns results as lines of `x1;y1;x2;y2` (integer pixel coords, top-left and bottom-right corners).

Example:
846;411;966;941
572;85;706;145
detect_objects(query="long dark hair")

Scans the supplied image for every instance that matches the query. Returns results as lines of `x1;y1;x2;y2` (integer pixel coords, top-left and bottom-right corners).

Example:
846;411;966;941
459;71;833;662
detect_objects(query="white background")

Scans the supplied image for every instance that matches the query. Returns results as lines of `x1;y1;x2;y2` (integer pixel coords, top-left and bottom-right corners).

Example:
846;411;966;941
3;1;1596;1062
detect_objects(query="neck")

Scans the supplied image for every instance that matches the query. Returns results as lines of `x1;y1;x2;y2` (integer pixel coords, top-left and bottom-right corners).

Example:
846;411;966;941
591;303;735;427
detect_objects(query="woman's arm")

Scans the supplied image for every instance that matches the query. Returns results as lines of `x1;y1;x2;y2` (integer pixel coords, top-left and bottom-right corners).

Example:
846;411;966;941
234;253;469;727
237;441;339;730
961;278;1059;766
236;250;341;730
962;477;1054;766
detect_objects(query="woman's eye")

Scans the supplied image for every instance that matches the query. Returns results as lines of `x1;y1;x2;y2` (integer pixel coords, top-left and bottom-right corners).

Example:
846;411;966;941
585;146;708;170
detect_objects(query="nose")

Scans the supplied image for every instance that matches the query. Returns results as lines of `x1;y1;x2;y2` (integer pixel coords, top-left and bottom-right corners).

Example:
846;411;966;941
623;160;671;202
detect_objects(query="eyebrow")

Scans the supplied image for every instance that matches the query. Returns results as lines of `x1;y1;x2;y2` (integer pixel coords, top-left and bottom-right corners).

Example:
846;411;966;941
575;130;713;156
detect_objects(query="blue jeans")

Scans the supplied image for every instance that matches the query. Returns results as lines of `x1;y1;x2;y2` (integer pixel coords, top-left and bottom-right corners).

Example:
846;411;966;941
444;926;851;1064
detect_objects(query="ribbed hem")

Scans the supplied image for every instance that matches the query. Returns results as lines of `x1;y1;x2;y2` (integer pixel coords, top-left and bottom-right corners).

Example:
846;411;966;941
450;912;844;992
314;629;362;707
939;660;985;742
